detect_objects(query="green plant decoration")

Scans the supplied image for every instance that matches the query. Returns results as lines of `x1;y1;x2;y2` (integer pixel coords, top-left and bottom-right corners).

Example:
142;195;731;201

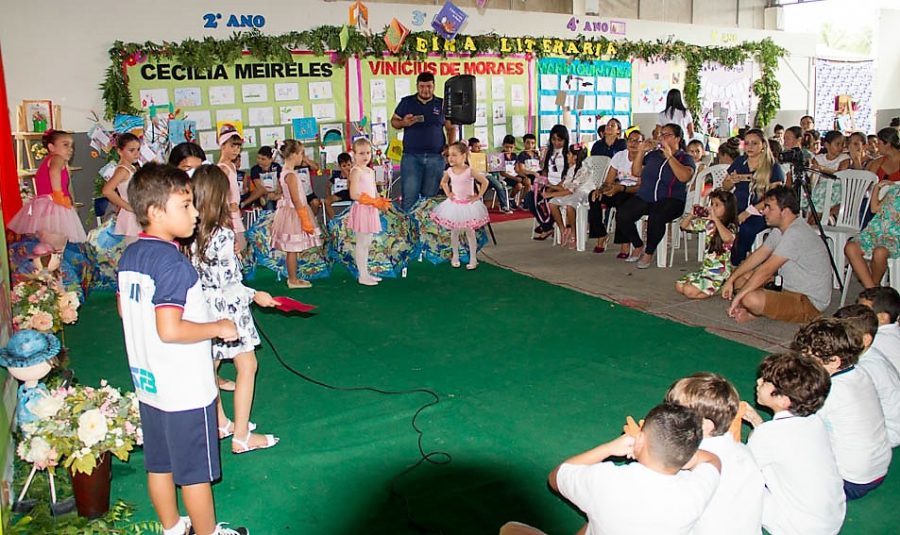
101;28;787;127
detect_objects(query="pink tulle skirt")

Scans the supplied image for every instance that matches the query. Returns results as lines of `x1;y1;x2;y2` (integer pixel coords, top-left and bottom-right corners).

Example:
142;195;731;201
431;198;490;230
9;195;87;242
114;209;142;237
270;207;322;252
347;202;382;234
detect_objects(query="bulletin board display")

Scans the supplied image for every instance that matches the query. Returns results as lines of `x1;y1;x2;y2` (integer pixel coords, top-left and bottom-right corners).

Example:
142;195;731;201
125;52;347;167
536;58;632;146
359;54;533;151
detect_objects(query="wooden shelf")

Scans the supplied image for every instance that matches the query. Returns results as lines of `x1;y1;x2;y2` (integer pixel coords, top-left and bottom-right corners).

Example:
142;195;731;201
13;131;44;139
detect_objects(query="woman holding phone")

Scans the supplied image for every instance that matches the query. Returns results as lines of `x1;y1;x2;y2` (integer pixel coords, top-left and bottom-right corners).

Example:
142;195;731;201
722;128;784;266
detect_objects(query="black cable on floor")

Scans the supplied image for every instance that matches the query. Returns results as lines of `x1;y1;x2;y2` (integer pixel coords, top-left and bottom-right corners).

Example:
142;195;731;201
252;310;451;534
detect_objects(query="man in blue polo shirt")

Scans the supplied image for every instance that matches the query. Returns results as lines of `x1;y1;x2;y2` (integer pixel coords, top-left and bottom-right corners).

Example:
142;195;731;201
391;72;457;211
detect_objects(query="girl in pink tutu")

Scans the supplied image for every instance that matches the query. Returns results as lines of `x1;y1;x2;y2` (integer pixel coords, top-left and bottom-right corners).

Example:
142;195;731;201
271;140;323;289
348;138;391;286
9;129;87;251
216;125;246;252
431;142;490;270
101;133;142;244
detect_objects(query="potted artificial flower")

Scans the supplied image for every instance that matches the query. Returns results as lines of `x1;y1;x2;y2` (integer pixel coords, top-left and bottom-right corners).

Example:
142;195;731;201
18;380;142;518
32;110;47;133
11;248;81;333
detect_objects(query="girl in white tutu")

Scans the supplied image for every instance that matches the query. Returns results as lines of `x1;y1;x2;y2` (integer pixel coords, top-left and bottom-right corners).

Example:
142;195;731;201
545;144;590;249
9;129;86;251
271;140;323;289
101;133;142;244
348;138;391;286
431;142;490;270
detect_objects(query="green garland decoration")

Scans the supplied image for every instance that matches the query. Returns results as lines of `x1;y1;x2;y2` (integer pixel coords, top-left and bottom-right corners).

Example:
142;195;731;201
102;27;786;128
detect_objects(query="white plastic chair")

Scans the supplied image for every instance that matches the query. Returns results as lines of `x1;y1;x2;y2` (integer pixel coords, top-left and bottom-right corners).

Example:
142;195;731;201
554;156;611;252
689;164;730;261
823;170;878;289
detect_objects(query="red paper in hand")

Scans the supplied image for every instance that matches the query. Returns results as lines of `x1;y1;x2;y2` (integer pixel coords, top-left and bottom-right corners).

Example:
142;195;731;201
273;297;316;313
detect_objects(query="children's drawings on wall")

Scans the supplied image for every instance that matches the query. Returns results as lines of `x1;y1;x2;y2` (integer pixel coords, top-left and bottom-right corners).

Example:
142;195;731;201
370;79;387;104
215;109;242;123
174;87;202;107
139;88;169;108
208;86;236;106
274;83;300;101
279;106;304;125
248;107;275;127
241;84;268;103
309;81;333;101
184;110;212;130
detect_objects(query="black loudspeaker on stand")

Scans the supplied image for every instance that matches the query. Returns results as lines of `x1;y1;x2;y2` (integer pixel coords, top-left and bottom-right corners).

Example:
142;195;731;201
444;75;476;125
443;74;497;245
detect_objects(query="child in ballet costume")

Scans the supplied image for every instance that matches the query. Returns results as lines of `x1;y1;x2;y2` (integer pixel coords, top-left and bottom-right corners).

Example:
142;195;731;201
431;142;490;270
9;129;87;251
190;165;280;454
101;133;142;244
347;138;391;286
216;125;247;252
271;140;323;289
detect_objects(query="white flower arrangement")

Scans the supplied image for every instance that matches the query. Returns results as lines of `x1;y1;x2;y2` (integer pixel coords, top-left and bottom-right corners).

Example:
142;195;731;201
17;381;142;475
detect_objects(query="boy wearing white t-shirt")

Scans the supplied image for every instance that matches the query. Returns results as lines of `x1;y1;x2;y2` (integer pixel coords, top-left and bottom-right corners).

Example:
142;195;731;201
858;287;900;373
117;163;247;535
549;403;721;535
665;373;764;535
834;305;900;447
792;318;891;499
742;352;845;535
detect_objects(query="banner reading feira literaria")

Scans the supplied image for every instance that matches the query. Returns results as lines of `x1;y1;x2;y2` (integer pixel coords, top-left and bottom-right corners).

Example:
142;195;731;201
359;54;533;150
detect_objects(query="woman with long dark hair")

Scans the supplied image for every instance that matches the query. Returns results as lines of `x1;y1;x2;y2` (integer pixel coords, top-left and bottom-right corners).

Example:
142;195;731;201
656;89;695;140
525;125;570;240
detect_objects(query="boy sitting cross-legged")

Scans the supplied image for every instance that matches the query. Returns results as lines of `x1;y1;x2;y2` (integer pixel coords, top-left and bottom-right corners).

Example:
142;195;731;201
548;402;721;535
742;352;845;535
665;373;765;535
791;318;891;499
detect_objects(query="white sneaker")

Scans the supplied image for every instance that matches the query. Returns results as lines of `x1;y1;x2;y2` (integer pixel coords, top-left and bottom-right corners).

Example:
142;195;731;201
214;523;249;535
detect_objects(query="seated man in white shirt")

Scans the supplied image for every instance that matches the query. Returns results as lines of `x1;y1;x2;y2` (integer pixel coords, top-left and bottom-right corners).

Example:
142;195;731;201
665;373;765;535
547;403;721;535
857;287;900;373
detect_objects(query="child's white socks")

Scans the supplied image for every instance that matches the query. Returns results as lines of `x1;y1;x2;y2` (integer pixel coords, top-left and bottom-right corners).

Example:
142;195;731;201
163;516;191;535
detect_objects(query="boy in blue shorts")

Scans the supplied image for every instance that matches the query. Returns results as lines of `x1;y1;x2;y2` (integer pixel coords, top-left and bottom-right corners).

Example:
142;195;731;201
117;162;247;535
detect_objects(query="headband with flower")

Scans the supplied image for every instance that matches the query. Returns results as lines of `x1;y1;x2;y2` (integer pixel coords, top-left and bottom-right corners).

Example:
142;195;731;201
570;142;586;152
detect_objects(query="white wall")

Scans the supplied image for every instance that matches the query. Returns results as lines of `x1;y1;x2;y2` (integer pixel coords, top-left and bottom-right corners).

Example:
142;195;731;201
873;9;900;116
1;0;816;132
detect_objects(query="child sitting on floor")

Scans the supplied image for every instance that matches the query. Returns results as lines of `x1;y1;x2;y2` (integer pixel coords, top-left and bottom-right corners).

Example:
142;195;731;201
792;318;891;499
742;352;845;535
857;287;900;372
675;189;738;299
833;304;900;448
665;372;764;535
548;402;721;535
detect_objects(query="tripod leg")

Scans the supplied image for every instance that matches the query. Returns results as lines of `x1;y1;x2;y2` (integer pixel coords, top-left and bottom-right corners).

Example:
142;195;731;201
486;222;497;245
16;465;38;504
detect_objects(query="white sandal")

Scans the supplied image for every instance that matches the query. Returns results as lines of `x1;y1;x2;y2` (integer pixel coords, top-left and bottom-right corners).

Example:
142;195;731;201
217;419;256;439
232;432;279;454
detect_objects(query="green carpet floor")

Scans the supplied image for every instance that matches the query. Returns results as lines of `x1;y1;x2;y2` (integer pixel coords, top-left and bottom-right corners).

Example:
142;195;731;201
64;262;899;534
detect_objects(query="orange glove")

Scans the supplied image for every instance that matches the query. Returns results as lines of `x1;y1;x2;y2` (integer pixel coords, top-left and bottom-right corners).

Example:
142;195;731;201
729;401;751;442
296;208;315;235
359;192;379;207
374;197;392;211
623;416;644;438
51;191;72;208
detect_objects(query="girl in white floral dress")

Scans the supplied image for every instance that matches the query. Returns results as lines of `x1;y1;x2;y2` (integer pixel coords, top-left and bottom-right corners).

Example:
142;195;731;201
190;165;280;454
